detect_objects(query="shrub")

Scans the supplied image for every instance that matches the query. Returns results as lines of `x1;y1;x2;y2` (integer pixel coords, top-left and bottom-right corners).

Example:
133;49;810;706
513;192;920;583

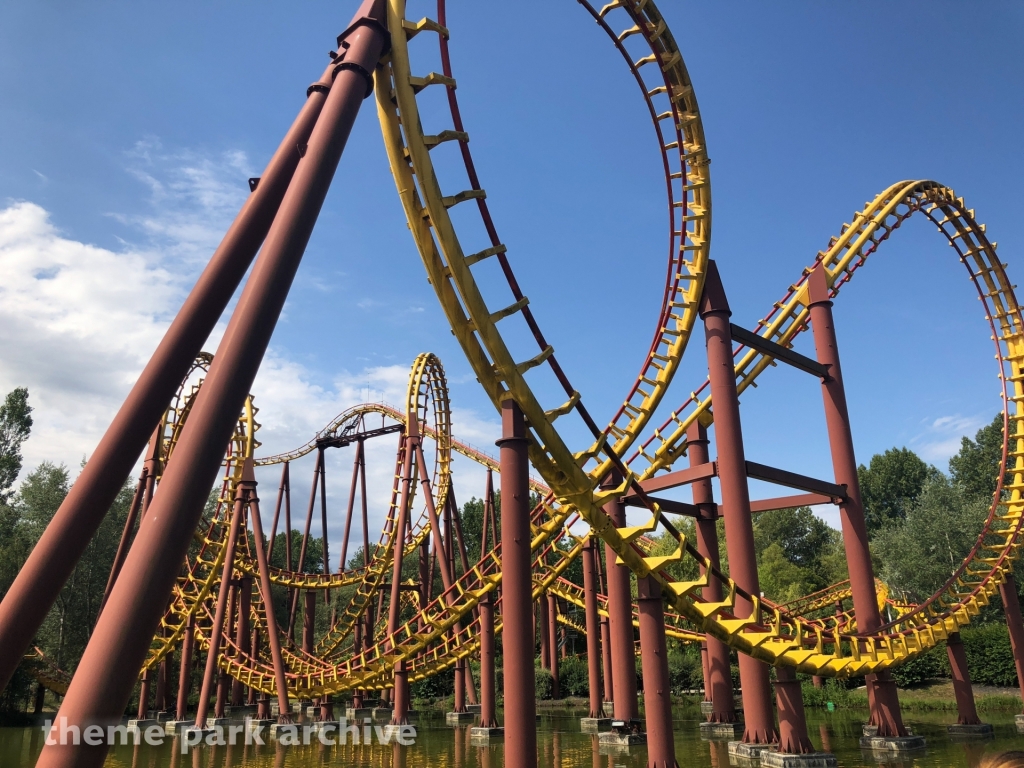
667;648;702;693
410;667;454;701
534;667;553;700
801;678;862;709
891;644;944;687
961;623;1018;687
558;656;590;698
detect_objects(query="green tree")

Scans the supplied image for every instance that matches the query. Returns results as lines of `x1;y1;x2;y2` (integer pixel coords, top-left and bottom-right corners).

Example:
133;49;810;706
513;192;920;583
949;414;1004;502
857;448;936;532
752;507;846;595
0;388;33;503
872;474;988;602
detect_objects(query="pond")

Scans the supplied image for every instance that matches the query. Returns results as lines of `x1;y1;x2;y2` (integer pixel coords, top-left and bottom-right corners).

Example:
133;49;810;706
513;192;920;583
2;704;1021;767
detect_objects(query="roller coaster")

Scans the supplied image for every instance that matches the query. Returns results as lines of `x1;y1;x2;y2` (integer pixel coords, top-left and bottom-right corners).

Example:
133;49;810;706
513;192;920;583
9;1;1023;767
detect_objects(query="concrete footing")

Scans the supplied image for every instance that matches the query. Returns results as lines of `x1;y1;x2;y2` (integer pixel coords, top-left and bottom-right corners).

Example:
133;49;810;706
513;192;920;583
701;721;744;739
381;724;417;741
371;707;393;720
580;717;613;733
1015;714;1024;731
602;701;614;716
163;720;193;734
345;707;373;720
470;726;504;743
761;752;837;768
700;701;714;716
245;718;274;730
858;735;926;753
466;704;481;713
598;731;647;747
446;711;476;725
127;719;158;731
947;723;994;738
729;741;775;760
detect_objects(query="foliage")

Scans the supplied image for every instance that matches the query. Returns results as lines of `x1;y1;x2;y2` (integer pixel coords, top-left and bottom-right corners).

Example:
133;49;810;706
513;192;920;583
534;666;553;700
0;388;32;504
960;623;1017;687
557;656;590;698
872;475;988;602
858;448;937;532
666;645;703;692
801;678;861;709
752;507;846;601
949;414;1004;502
890;643;945;687
410;666;454;700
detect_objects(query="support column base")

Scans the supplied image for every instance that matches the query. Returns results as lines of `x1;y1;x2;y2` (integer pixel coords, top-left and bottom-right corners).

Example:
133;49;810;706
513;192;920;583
598;730;647;747
729;741;775;760
700;701;714;716
581;717;613;733
308;720;338;731
700;721;744;739
466;704;482;713
602;701;614;716
446;711;476;725
947;723;994;738
761;752;837;768
224;705;257;716
270;723;299;739
861;724;914;737
371;707;394;720
163;720;193;734
245;718;274;730
470;726;504;743
858;735;926;753
127;719;159;732
381;724;417;741
1015;714;1024;731
345;708;373;720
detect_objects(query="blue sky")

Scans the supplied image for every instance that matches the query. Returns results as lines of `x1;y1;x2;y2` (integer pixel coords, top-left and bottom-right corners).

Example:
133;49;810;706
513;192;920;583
0;2;1021;554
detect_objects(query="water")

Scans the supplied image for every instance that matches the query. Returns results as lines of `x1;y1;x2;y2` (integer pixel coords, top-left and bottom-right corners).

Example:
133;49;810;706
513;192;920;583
2;704;1021;767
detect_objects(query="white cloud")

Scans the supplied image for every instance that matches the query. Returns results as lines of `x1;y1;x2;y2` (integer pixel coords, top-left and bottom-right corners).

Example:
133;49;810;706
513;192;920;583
909;413;989;465
0;142;501;570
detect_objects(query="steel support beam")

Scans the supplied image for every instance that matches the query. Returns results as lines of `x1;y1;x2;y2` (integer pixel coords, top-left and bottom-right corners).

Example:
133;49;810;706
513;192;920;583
700;261;777;745
807;263;908;737
497;399;536;768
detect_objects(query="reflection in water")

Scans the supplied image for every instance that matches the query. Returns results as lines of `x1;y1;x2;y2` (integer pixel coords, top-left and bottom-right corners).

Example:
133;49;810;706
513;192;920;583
1;707;1022;767
819;722;832;753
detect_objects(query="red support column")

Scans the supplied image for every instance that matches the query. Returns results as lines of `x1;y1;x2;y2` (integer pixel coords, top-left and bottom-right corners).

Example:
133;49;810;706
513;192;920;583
946;633;986;728
387;428;415;726
232;576;251;707
175;618;195;722
539;596;551;671
548;593;560;699
583;536;604;719
637;576;677;768
699;261;777;746
34;9;387;764
1000;575;1024;714
774;666;814;754
478;589;499;729
686;421;739;726
596;551;614;709
497;399;537;768
136;671;150;721
604;481;639;722
807;264;908;738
